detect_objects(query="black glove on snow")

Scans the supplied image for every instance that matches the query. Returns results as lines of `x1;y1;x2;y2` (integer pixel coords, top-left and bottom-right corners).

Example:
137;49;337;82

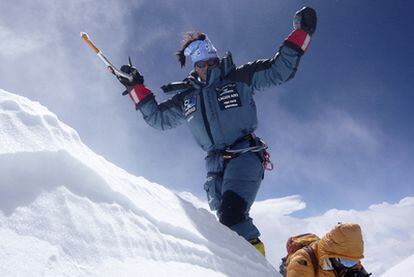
117;65;144;91
293;7;317;36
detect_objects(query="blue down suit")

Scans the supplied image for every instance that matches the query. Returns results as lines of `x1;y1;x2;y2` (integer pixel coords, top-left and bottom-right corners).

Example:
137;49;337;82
137;42;302;240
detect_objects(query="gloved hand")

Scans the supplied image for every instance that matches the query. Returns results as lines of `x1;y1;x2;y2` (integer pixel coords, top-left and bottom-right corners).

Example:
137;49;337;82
117;64;151;106
117;64;144;89
285;6;317;53
293;7;317;36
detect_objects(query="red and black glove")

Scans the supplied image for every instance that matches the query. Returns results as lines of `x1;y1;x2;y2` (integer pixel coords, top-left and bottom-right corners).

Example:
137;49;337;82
285;7;317;53
117;65;152;106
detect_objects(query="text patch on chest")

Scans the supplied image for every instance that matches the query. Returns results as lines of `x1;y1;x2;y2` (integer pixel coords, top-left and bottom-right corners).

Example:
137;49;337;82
216;83;242;110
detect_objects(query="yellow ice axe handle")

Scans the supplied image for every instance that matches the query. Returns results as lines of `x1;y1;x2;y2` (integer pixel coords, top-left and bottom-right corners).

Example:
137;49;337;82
80;32;133;82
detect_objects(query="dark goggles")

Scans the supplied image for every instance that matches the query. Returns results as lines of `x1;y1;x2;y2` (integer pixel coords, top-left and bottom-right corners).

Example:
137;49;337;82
335;258;358;268
331;259;371;277
195;58;219;68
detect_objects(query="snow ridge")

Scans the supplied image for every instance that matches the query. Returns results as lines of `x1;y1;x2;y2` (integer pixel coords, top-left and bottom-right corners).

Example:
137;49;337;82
0;89;276;276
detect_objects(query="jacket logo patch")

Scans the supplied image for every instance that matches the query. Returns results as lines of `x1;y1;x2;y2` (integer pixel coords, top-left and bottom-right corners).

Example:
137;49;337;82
216;83;242;110
184;95;197;117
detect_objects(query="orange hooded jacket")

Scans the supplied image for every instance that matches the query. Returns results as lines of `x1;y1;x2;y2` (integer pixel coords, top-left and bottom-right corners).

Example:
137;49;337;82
286;223;364;277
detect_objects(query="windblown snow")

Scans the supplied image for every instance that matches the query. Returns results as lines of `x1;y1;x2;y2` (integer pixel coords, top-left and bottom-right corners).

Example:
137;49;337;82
0;88;413;276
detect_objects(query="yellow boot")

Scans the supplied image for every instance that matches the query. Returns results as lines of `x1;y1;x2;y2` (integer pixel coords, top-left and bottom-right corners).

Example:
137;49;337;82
249;238;266;257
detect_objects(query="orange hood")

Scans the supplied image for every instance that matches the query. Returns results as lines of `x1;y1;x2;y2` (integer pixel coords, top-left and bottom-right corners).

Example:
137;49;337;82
317;223;364;262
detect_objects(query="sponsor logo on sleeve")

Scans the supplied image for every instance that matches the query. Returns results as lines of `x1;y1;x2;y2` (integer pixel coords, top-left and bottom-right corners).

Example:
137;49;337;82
184;95;197;120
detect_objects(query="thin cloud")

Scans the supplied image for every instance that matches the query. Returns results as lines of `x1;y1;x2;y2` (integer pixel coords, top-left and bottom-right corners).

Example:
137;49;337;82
0;25;46;58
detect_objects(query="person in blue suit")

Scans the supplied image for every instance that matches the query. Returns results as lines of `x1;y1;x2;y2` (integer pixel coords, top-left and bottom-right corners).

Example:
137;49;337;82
116;7;317;256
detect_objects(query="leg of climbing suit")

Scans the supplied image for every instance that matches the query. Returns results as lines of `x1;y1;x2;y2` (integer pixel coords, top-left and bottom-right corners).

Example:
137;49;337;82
204;153;225;211
218;151;264;241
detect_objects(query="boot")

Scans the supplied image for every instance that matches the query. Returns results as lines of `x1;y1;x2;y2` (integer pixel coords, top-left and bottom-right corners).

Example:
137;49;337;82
249;238;266;257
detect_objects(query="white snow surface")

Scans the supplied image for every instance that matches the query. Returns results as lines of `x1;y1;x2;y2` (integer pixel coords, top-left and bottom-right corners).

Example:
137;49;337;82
0;89;275;276
1;88;413;276
381;254;414;276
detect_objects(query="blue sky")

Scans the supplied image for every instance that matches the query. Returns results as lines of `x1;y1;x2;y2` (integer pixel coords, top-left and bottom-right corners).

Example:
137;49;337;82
0;0;413;217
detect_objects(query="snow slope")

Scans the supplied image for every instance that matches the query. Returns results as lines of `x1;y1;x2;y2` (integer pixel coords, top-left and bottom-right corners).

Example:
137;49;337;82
0;89;276;276
381;254;414;276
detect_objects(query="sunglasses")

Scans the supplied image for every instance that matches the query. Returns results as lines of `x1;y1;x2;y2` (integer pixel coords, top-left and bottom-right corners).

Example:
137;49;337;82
333;258;358;269
195;58;219;68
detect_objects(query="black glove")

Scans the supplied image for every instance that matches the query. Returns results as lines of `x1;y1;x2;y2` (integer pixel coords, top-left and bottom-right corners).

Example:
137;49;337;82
293;7;317;36
117;65;144;89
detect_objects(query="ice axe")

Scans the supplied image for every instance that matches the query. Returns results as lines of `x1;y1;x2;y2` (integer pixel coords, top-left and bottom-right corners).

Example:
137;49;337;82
80;32;133;82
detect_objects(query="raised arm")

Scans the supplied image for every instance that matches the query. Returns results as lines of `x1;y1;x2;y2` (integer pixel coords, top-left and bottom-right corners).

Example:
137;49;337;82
228;7;317;92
